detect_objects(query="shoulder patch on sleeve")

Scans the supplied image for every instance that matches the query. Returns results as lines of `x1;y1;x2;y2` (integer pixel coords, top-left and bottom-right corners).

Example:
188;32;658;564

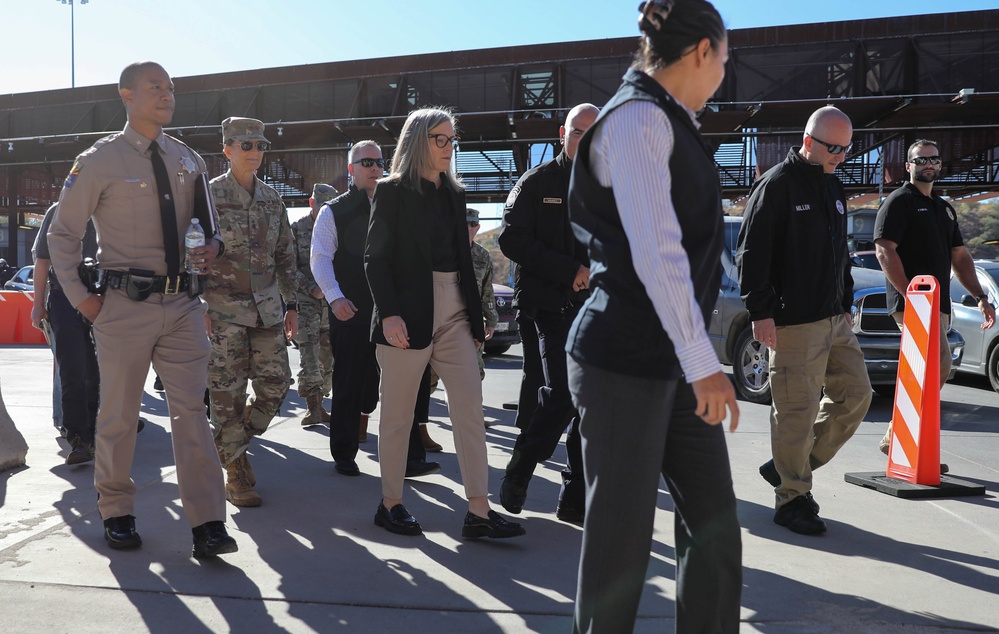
64;161;83;189
505;185;521;208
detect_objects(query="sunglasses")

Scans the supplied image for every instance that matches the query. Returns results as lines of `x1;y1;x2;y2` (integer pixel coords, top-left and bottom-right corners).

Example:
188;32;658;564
231;141;270;152
909;156;942;166
809;135;852;155
352;158;386;169
428;133;459;149
467;220;480;228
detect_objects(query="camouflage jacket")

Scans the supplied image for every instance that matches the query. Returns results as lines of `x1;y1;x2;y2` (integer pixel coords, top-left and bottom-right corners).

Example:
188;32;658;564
472;241;498;328
204;170;296;328
291;212;322;303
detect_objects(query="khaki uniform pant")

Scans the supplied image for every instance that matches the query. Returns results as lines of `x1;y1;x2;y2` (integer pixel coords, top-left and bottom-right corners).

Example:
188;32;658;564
882;312;950;447
375;272;488;501
92;289;225;527
769;315;872;507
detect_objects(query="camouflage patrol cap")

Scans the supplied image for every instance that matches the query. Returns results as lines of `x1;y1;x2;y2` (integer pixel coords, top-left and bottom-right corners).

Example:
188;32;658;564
466;208;480;222
312;183;338;203
222;117;269;144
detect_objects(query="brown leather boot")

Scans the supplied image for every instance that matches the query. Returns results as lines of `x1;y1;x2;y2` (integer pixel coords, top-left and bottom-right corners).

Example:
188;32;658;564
320;397;331;423
225;455;261;507
242;452;256;487
420;424;443;452
303;394;326;427
358;414;369;443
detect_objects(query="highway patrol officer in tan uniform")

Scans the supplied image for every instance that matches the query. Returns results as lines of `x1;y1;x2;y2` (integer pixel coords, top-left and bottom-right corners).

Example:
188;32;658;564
205;117;298;508
47;61;237;559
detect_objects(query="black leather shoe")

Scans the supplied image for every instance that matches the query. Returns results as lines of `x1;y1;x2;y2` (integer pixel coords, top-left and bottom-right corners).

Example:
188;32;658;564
335;459;360;476
136;417;146;434
404;460;441;478
774;496;827;535
555;501;585;524
153;375;164;391
192;520;238;559
104;515;142;550
462;510;526;539
759;459;781;487
499;472;532;515
374;502;422;536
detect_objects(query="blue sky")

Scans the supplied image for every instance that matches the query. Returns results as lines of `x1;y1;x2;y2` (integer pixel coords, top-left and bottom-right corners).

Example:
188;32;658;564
0;2;993;94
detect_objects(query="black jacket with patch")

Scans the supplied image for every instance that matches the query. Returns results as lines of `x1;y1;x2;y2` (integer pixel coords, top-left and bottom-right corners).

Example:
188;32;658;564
737;147;854;327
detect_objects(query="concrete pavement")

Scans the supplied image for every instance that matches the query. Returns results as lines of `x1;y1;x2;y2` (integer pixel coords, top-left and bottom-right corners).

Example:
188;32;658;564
1;343;998;633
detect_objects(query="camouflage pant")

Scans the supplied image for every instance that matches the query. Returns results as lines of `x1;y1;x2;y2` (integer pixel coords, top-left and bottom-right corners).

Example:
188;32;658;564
209;320;292;466
293;295;332;398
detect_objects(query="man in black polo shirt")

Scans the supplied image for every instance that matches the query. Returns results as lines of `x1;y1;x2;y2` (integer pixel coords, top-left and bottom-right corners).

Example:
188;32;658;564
873;138;995;455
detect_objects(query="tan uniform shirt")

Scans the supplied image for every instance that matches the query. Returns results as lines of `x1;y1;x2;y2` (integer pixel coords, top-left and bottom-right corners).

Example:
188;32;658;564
48;124;208;307
203;170;296;328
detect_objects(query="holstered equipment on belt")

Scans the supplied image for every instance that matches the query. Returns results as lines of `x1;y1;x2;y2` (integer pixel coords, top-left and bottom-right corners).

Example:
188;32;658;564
101;269;193;301
78;257;106;295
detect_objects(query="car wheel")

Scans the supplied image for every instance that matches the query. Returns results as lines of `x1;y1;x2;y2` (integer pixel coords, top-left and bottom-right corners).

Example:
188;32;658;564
872;383;896;399
484;344;511;356
733;326;771;404
987;345;999;394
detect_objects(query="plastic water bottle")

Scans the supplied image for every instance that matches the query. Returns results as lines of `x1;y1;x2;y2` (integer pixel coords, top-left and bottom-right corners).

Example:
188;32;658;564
185;218;205;274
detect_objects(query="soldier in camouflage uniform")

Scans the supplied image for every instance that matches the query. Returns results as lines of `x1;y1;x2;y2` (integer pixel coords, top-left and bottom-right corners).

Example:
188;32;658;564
292;183;336;426
467;208;498;378
205;117;299;507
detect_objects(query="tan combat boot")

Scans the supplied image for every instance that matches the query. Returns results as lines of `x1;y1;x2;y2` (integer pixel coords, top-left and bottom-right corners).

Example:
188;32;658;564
225;454;261;507
303;394;327;427
243;451;256;486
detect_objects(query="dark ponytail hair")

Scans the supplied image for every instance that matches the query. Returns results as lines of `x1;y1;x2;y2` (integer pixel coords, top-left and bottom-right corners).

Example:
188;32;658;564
634;0;726;72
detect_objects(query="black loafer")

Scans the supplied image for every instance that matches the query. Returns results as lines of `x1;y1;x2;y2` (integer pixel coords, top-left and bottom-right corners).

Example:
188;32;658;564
335;460;361;476
104;515;142;550
374;502;422;536
499;473;531;515
555;501;585;524
462;510;526;539
774;496;827;535
404;460;441;478
192;520;238;559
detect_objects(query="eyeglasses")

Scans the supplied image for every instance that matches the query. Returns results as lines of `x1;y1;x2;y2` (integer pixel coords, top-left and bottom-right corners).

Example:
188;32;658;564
808;135;852;155
231;141;270;152
467;220;479;228
352;157;385;169
428;133;459;148
909;156;942;166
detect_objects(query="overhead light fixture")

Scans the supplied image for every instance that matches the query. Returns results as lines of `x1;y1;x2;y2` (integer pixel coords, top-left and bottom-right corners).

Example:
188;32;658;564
7;142;12;153
277;127;284;137
954;88;975;104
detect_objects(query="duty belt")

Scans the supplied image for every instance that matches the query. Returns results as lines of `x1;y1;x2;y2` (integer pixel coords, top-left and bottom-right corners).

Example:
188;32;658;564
102;269;192;295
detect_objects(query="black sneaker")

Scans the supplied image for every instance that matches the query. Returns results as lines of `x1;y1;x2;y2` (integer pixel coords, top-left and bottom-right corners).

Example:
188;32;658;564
66;437;94;465
462;510;526;539
104;515;142;550
499;472;532;515
759;459;781;488
192;521;238;559
774;496;827;535
404;460;441;478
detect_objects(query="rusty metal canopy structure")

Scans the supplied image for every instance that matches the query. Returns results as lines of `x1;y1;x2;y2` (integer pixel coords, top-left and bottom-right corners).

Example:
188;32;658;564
1;9;998;264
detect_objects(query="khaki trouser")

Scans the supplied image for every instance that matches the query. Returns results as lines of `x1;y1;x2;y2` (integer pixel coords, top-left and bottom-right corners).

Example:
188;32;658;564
92;289;225;527
769;315;872;507
375;272;488;501
881;312;950;448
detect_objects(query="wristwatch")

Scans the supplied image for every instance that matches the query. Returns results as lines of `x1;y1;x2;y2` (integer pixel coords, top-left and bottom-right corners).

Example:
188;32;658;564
286;302;299;312
975;294;988;304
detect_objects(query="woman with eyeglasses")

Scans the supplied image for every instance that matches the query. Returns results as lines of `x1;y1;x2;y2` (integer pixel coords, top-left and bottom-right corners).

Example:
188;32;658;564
565;1;741;631
364;107;525;539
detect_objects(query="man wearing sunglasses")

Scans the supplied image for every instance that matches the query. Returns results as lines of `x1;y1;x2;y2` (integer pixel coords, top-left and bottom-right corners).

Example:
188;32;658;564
498;103;598;524
873;139;995;457
204;116;298;507
737;106;871;536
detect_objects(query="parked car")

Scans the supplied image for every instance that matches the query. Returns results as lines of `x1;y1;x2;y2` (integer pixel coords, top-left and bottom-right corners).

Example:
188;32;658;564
485;283;520;355
2;265;34;291
708;217;963;403
948;260;999;393
850;250;881;270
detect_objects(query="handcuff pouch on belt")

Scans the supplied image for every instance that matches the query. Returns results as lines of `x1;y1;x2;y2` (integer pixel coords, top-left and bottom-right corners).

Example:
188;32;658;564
125;268;156;301
78;257;106;295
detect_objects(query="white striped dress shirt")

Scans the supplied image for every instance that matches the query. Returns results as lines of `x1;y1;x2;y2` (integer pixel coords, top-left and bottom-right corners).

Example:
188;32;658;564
590;99;722;383
310;203;344;303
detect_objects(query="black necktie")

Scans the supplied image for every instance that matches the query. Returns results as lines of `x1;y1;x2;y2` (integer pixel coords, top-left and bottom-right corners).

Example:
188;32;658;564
149;140;180;278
